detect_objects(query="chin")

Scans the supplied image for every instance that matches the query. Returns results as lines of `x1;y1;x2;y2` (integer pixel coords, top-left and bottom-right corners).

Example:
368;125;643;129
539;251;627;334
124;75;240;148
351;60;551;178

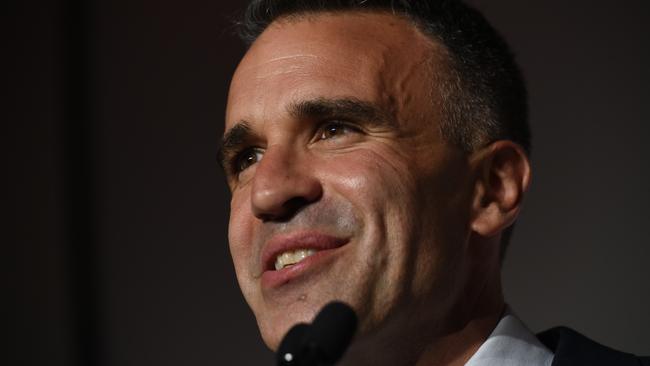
259;323;284;351
256;302;321;351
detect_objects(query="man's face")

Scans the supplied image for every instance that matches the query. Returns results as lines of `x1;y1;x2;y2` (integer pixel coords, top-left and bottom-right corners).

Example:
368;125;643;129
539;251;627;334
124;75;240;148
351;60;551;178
223;12;475;349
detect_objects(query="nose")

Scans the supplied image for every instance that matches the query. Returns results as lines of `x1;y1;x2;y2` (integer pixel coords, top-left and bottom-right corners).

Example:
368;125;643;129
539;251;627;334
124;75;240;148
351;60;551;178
250;146;322;221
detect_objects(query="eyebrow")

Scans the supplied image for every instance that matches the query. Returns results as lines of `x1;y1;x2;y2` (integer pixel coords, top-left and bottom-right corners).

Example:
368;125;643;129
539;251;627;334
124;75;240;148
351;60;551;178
288;97;394;128
218;97;394;171
217;121;255;171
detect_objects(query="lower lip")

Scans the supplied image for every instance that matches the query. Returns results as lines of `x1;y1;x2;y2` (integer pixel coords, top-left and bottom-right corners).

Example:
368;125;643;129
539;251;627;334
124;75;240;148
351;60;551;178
261;247;343;289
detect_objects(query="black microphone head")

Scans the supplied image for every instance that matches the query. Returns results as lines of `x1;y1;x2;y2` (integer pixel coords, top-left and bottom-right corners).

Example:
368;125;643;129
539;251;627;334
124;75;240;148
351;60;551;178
307;301;358;364
277;323;310;365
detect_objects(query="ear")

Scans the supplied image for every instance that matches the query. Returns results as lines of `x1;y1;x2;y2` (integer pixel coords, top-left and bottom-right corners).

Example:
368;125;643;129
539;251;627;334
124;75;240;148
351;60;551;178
469;141;531;238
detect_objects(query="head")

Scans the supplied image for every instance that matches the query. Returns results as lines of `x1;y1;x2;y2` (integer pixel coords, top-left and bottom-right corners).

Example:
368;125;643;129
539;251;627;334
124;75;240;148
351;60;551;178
221;0;531;360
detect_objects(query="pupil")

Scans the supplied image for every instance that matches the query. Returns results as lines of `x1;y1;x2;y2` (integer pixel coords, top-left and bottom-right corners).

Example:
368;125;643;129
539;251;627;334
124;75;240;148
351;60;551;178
238;151;257;172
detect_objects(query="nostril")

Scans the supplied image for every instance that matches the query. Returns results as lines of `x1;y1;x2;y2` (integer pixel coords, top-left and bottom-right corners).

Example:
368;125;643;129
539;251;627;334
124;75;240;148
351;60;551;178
282;196;310;215
259;197;311;223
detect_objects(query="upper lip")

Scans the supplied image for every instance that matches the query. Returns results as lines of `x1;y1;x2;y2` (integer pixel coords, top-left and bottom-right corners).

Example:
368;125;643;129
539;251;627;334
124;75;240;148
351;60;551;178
261;231;349;272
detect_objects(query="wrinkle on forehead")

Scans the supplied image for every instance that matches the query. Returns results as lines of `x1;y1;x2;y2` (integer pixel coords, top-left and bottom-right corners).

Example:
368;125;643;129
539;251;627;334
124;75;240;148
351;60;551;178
266;54;318;64
227;11;446;132
235;54;321;78
238;11;435;73
235;43;369;85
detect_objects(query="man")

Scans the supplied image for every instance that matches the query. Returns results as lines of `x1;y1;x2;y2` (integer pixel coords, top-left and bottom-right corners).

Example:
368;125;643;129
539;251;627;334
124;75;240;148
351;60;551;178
219;1;649;365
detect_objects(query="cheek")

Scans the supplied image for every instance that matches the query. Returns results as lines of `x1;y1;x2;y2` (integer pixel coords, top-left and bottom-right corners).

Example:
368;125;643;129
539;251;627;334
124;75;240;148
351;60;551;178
321;148;421;266
328;146;464;270
227;189;266;311
319;148;431;323
228;189;255;271
327;146;425;254
322;145;418;205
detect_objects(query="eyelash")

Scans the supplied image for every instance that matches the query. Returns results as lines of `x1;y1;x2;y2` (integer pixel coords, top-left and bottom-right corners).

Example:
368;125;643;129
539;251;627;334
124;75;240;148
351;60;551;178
316;120;361;141
230;120;362;175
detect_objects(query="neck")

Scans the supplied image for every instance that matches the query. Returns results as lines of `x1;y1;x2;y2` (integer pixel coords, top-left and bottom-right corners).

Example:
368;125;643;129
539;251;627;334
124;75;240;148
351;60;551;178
414;302;504;366
340;256;504;366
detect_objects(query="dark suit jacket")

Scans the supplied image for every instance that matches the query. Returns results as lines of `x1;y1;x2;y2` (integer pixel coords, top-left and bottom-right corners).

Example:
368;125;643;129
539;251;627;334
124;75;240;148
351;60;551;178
537;327;650;366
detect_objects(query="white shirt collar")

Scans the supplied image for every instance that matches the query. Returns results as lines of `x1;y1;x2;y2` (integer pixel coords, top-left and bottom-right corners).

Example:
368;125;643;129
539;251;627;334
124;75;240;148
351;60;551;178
465;308;554;366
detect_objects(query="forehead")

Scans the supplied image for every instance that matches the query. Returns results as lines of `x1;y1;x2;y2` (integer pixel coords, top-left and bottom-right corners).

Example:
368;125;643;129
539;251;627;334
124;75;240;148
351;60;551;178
226;11;442;130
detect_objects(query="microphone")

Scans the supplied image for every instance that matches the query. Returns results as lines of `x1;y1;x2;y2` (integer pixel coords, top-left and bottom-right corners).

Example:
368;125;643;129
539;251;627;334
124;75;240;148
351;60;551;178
277;323;310;365
276;302;358;366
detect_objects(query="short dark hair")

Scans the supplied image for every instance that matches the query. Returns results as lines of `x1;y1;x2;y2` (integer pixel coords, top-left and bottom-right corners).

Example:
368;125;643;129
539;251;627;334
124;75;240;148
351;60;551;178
234;0;530;260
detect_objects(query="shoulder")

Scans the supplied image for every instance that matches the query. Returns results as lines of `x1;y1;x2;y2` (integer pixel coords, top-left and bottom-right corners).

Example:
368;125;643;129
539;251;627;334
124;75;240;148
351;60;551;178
537;326;650;366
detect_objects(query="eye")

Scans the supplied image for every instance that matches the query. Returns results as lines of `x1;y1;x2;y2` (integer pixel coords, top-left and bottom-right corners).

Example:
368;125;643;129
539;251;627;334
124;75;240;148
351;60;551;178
317;121;360;140
233;147;264;173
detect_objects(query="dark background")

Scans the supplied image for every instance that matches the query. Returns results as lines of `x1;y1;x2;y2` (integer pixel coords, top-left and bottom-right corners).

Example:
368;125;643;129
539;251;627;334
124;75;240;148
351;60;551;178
7;0;649;365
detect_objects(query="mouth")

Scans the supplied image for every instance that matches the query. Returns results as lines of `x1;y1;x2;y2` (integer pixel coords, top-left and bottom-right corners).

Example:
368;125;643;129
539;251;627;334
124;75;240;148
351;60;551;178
274;248;318;270
260;232;349;289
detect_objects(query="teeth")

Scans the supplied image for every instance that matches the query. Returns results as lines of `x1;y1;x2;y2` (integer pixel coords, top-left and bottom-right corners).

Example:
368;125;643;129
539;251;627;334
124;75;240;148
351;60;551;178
274;249;317;270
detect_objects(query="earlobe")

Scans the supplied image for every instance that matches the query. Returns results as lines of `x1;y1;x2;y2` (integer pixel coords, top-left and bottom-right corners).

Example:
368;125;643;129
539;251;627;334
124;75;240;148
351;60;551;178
470;141;531;237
